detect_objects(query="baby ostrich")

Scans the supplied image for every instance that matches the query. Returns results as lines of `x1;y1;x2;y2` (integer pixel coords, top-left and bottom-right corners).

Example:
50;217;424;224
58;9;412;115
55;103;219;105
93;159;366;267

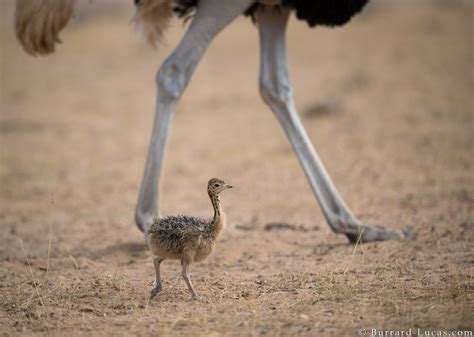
147;178;232;300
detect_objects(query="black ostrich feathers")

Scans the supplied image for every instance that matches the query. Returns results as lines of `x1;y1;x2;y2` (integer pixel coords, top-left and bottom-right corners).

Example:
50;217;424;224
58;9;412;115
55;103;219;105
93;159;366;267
173;0;369;28
282;0;369;27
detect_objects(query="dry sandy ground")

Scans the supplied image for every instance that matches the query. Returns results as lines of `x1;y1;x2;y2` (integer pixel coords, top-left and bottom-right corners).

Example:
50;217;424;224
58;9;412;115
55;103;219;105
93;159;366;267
1;1;473;336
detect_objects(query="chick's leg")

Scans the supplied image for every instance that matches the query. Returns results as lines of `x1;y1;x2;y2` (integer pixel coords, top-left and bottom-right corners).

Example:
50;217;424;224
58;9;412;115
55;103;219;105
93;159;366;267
181;255;198;300
150;256;165;299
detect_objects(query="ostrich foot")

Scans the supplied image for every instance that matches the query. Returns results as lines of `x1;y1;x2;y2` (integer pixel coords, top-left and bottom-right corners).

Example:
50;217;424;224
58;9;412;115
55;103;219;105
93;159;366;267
149;285;162;299
334;217;415;243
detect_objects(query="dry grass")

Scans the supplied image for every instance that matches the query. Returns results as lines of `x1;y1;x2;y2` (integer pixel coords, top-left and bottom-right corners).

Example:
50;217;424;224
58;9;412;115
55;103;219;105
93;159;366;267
1;244;472;335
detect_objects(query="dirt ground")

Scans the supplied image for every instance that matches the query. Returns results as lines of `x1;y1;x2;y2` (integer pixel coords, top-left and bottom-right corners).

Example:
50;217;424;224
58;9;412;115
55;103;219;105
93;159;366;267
1;1;473;336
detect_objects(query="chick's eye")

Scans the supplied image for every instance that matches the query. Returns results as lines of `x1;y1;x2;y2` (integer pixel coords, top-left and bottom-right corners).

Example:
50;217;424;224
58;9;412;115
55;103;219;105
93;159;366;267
213;184;219;187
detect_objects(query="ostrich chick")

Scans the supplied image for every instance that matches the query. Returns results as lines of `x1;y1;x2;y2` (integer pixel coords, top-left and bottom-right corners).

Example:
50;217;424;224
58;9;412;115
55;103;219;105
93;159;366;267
147;178;233;300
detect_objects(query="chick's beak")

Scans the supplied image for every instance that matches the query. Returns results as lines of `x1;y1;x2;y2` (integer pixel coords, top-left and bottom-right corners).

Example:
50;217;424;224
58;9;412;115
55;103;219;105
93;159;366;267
225;184;233;189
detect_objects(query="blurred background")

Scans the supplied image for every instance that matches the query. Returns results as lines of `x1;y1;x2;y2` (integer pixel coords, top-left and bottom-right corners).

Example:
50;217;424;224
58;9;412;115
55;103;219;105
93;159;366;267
1;0;472;253
0;0;472;335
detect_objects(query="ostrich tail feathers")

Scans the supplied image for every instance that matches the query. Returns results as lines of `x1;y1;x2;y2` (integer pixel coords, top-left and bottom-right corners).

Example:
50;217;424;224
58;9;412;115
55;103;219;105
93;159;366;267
15;0;76;56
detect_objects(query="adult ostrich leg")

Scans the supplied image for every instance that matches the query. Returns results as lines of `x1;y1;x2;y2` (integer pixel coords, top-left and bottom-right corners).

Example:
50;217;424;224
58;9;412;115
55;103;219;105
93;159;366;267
255;6;411;242
134;0;253;233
